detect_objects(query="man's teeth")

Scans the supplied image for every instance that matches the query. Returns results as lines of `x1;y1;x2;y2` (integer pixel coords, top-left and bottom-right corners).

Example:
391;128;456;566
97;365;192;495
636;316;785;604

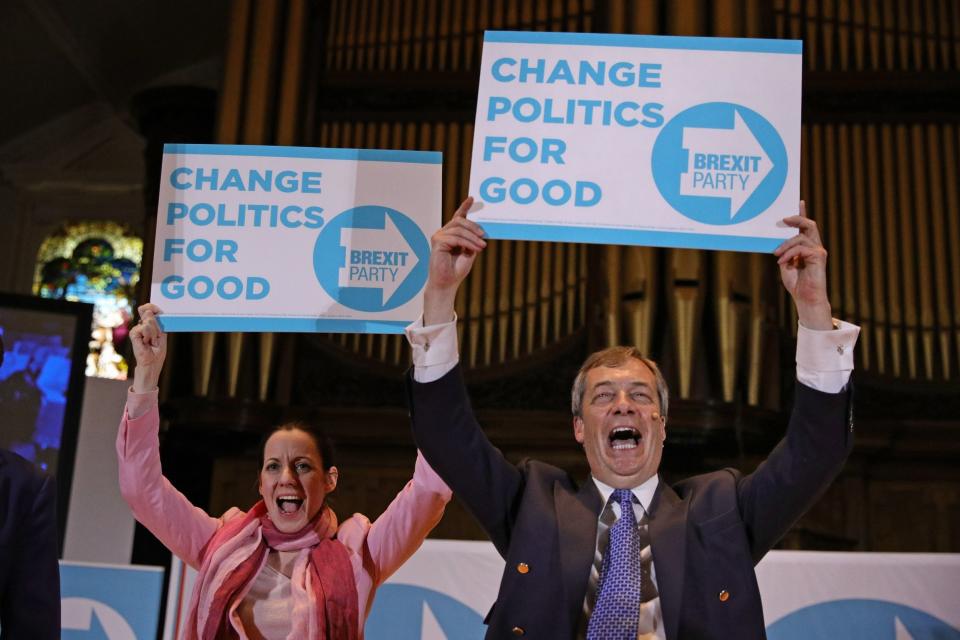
609;427;641;450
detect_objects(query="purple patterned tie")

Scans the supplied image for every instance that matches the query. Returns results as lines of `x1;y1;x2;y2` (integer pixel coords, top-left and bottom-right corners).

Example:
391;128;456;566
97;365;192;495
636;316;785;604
586;489;641;640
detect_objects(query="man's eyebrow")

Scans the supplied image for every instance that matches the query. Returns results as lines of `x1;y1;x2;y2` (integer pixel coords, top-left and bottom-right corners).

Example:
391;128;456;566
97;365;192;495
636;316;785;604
590;380;653;390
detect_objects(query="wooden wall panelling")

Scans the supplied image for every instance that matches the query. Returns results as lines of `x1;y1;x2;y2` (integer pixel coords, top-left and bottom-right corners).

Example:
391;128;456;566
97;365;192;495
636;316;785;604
953;0;960;70
668;250;704;400
746;252;767;407
551;243;565;343
880;125;903;377
483;238;499;366
895;125;920;379
855;125;874;372
193;332;217;397
277;0;307;146
867;480;960;552
226;332;243;397
498;235;513;363
821;125;842;319
525;242;540;354
217;0;250;144
908;124;935;380
604;246;622;346
925;124;953;380
864;125;886;374
837;125;858;360
512;241;527;358
623;247;655;358
667;0;703;36
713;252;749;402
538;237;554;349
944;124;960;373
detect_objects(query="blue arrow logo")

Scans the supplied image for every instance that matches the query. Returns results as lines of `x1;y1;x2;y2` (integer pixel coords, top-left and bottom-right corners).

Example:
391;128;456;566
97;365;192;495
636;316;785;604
314;206;430;312
652;102;788;226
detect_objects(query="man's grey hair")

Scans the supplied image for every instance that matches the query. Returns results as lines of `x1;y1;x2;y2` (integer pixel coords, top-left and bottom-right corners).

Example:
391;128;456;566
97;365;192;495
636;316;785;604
571;346;669;419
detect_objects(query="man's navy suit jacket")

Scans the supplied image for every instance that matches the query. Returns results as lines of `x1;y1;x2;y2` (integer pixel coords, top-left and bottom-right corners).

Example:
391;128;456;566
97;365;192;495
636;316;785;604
408;366;853;640
0;448;60;639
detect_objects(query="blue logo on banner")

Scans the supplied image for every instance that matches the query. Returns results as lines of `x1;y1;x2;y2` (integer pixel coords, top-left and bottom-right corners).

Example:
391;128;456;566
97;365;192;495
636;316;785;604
314;206;430;312
366;585;486;639
767;599;960;639
60;563;164;639
651;102;787;225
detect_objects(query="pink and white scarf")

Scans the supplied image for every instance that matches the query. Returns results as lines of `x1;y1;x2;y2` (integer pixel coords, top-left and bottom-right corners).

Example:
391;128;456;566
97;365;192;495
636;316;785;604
182;501;358;640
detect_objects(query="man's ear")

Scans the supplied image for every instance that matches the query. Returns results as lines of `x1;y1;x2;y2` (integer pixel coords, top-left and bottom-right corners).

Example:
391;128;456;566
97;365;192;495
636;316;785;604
573;416;585;444
325;466;339;493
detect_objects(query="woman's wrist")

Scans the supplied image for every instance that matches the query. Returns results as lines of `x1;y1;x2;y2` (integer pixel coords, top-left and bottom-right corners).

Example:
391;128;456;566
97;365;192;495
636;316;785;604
132;367;161;394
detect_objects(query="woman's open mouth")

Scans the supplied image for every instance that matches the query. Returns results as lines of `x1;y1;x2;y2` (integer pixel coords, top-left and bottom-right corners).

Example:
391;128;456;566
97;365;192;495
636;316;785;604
276;495;304;516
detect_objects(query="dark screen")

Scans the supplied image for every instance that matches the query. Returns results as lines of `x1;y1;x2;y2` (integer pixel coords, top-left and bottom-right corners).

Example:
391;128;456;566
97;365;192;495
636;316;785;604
0;308;79;473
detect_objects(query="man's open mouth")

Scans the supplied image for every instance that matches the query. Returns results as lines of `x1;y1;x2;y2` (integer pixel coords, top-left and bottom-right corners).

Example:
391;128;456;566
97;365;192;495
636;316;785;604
276;495;304;514
609;426;641;450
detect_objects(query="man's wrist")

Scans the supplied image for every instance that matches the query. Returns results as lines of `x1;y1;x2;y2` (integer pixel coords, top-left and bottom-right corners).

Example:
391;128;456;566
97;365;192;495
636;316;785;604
797;302;834;331
423;286;458;326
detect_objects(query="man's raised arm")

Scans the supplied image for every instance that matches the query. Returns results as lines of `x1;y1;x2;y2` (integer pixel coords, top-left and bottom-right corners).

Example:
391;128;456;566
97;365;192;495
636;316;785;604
405;197;527;554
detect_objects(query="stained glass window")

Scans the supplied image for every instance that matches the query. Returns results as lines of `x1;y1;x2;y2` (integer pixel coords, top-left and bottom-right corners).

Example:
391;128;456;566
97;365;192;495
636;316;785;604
33;222;143;379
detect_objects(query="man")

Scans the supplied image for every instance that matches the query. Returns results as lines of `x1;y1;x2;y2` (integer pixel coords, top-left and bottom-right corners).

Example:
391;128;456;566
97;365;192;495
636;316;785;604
405;197;859;639
0;353;43;457
0;334;61;639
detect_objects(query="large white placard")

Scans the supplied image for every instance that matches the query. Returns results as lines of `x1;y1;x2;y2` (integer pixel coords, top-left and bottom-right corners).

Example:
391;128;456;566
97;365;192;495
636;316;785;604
151;144;441;333
469;31;803;253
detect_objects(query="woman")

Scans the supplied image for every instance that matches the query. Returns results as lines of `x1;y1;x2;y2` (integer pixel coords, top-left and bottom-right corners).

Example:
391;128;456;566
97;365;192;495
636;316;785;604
117;304;451;639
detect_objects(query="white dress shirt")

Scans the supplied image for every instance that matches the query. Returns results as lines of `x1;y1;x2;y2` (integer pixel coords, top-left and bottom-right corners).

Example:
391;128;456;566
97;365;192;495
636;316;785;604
406;316;860;638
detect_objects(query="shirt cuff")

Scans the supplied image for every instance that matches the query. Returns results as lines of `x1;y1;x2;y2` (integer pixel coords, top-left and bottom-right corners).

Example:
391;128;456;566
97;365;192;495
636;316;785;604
126;387;159;420
796;319;861;393
404;314;460;383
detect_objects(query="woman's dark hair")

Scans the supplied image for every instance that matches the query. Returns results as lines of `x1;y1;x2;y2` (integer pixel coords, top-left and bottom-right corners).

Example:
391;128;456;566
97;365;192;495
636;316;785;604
257;421;337;472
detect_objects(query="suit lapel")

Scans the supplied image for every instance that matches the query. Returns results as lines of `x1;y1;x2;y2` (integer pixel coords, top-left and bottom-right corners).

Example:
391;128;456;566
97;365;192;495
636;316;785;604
649;478;688;640
555;478;603;631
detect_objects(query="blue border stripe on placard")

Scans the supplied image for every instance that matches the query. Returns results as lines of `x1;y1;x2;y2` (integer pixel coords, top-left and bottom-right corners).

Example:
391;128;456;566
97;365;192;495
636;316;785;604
157;316;409;334
478;223;784;253
163;144;442;164
483;30;801;54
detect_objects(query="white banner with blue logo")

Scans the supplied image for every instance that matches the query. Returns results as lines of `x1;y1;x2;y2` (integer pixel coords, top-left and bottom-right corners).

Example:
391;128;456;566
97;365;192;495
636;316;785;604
60;560;164;640
371;544;960;639
468;31;802;253
758;551;960;639
162;544;960;638
151;144;442;333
